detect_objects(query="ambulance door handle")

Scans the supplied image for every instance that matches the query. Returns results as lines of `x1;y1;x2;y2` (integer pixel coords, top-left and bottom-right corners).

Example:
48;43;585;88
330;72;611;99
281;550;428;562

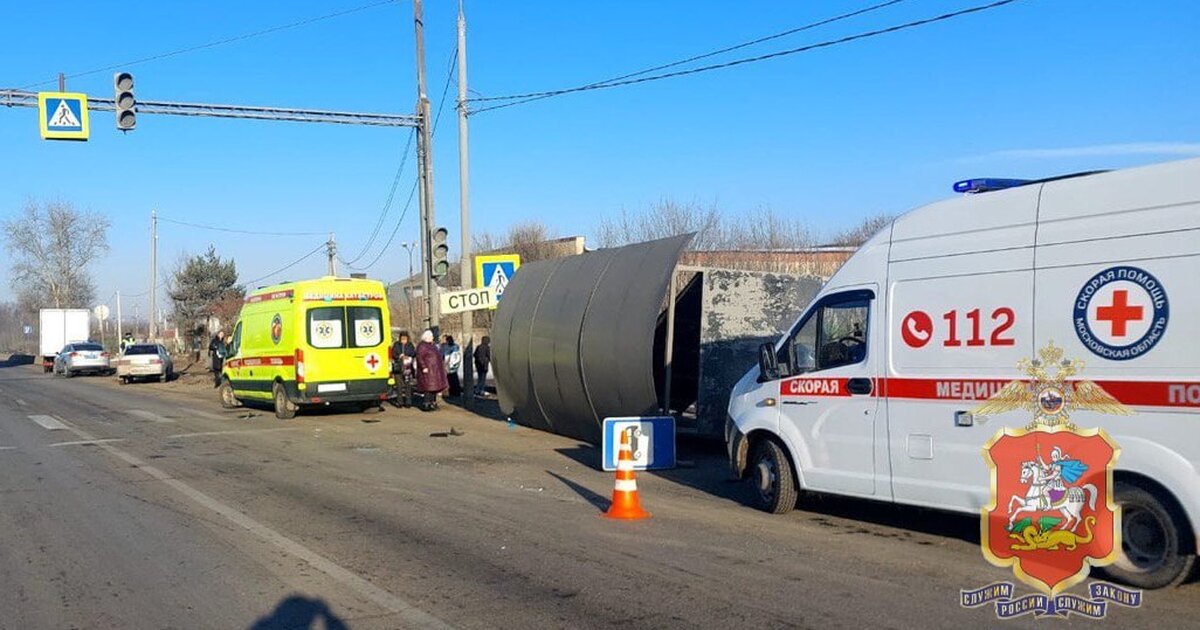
847;378;873;396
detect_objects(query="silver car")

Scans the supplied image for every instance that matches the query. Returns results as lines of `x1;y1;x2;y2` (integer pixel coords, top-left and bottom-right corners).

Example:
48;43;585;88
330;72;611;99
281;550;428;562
116;343;174;384
53;342;113;377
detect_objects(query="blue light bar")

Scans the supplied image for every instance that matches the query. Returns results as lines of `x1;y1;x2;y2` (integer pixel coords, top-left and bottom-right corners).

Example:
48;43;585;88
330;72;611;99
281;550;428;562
953;178;1033;194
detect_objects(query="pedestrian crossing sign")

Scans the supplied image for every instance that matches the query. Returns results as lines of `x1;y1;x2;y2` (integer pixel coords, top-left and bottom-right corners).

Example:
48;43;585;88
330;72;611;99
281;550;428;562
38;92;90;140
474;254;520;309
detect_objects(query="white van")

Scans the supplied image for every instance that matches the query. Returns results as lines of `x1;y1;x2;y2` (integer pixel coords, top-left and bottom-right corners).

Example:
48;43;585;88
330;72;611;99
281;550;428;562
726;158;1200;589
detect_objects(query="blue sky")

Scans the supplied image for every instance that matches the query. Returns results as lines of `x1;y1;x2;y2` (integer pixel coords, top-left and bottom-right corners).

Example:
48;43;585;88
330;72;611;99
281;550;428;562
2;0;1198;318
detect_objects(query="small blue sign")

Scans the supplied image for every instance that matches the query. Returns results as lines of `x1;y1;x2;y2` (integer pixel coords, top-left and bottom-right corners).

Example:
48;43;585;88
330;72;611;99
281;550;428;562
38;92;90;140
601;416;676;471
475;253;520;308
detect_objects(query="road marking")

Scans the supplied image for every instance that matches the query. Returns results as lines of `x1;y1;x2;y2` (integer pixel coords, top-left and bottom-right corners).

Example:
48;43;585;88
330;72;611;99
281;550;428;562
0;446;16;451
15;399;27;407
47;416;451;629
165;428;299;440
29;415;68;430
127;409;175;423
47;438;126;448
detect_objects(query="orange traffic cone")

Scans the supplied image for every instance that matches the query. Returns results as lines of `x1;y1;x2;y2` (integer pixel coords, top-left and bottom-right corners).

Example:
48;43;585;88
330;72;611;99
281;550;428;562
604;427;651;520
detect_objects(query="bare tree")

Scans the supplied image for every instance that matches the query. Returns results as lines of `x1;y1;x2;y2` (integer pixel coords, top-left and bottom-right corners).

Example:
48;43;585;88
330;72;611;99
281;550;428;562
597;199;725;250
2;200;109;310
724;207;815;250
0;302;36;354
827;213;895;246
472;220;561;263
595;200;817;251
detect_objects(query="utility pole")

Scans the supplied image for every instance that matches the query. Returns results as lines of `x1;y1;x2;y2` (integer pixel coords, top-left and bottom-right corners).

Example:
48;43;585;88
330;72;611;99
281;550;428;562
116;290;123;347
401;242;417;330
149;210;158;342
327;233;338;276
457;0;475;399
413;0;438;334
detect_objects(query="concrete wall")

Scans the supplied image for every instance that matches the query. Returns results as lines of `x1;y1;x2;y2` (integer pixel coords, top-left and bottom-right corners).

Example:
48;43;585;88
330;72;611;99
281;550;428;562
694;268;823;436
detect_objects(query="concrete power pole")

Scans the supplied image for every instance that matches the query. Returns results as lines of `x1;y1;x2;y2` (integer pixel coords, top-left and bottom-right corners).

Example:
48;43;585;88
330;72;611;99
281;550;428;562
413;0;438;333
116;290;123;345
457;0;475;399
327;233;338;276
149;209;158;341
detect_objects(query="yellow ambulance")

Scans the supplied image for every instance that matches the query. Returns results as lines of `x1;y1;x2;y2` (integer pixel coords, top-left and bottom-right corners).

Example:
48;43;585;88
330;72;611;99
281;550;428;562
220;276;394;419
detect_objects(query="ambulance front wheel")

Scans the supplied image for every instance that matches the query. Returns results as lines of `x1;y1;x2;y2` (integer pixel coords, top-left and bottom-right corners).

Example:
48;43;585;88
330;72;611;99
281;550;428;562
273;382;297;420
218;379;241;409
1106;481;1196;589
751;438;798;515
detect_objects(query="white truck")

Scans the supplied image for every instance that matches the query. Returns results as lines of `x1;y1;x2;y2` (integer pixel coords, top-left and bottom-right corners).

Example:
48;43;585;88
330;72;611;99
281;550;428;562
726;158;1200;589
39;308;91;372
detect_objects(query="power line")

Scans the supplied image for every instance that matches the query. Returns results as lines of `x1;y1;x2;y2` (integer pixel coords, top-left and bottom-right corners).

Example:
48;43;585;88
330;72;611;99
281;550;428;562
469;0;1021;114
342;129;416;265
243;242;328;287
158;216;327;237
353;179;420;271
468;0;909;113
17;0;398;90
346;46;458;272
431;48;458;134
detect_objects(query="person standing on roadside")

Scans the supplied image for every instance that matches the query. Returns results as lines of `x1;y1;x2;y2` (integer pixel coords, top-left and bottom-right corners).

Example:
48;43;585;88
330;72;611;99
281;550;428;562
473;335;491;397
391;331;417;407
119;332;135;354
415;330;448;411
441;334;463;398
208;330;227;388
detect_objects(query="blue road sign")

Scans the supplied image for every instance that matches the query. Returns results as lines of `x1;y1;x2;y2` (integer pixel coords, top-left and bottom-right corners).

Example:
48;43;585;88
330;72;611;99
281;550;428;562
38;92;90;140
475;253;520;308
601;416;676;471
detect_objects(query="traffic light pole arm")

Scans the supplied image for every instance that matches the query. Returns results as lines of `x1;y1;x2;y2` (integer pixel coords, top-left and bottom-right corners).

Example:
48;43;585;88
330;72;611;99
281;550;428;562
1;89;421;128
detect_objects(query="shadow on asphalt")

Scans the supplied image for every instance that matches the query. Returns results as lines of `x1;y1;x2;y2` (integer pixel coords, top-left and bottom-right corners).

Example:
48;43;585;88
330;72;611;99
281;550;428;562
547;470;611;512
440;393;504;420
0;354;34;368
558;433;980;546
247;594;349;630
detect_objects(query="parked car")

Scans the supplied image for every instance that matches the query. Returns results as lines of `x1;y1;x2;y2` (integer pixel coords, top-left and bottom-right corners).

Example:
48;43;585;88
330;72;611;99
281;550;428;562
53;342;113;377
115;343;174;384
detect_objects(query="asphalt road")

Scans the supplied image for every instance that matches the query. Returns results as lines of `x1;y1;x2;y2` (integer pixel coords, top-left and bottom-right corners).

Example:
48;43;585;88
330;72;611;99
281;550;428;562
0;360;1196;629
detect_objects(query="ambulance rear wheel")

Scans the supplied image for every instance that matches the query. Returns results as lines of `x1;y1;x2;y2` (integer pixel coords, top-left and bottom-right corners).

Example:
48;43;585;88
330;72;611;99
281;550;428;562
1106;482;1196;589
218;379;241;409
273;383;297;420
751;438;798;515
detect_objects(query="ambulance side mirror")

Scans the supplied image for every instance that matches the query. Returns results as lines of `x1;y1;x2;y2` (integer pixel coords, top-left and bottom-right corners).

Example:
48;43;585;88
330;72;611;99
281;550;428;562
758;342;780;382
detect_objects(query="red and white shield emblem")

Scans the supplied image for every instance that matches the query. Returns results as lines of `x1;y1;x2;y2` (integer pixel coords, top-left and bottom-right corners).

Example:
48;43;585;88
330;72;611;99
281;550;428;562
982;426;1121;595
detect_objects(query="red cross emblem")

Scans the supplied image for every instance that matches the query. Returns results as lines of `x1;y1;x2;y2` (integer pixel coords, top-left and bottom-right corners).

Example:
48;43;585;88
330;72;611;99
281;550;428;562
365;353;381;371
1095;289;1143;337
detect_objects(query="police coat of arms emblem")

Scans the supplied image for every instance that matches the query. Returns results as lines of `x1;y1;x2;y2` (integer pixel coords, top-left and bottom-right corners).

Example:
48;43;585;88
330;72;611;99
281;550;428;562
961;342;1144;618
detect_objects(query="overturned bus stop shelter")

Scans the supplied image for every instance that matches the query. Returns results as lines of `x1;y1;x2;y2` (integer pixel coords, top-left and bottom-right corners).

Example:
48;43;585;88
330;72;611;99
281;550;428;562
493;235;822;444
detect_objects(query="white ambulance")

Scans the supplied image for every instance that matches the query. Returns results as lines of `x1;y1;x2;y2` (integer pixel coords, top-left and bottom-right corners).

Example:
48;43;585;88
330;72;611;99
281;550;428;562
726;158;1200;588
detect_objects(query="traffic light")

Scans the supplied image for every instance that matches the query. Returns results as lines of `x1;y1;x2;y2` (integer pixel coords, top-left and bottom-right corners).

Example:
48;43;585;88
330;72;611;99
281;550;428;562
114;72;135;131
430;227;449;278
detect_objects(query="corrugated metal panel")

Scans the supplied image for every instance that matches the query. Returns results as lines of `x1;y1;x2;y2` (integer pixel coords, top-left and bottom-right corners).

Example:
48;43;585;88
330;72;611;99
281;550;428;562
493;259;557;431
495;235;693;443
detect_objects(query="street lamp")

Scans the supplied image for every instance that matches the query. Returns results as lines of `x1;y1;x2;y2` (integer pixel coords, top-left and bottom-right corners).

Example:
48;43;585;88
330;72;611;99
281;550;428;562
400;242;417;329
